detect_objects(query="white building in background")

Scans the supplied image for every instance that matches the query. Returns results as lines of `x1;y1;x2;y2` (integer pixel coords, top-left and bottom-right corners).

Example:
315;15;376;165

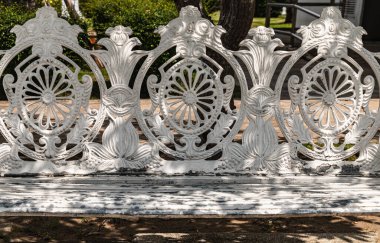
61;0;83;18
343;0;365;26
296;0;365;26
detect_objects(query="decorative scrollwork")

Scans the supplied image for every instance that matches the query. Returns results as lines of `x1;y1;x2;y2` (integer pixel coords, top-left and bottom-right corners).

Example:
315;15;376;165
86;25;151;171
0;6;107;172
2;54;93;160
83;117;152;172
94;25;146;86
225;117;294;174
298;7;366;57
275;7;378;168
11;6;82;44
0;144;22;174
245;86;277;117
227;26;294;174
299;60;362;135
1;5;380;176
357;143;380;174
237;26;290;87
155;5;226;47
134;5;246;161
160;60;222;134
18;61;88;135
102;85;137;119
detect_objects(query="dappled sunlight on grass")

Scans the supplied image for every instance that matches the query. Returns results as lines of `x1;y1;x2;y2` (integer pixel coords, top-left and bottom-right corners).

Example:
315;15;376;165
252;15;292;28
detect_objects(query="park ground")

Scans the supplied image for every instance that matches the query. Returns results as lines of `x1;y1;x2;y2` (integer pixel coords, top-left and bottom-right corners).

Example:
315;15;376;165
0;214;379;242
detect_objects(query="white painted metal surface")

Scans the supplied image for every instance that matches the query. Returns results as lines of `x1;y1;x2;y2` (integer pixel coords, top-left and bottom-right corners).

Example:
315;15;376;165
0;176;378;215
0;6;379;177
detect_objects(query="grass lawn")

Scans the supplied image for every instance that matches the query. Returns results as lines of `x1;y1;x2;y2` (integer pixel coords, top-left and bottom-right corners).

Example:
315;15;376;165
210;11;292;29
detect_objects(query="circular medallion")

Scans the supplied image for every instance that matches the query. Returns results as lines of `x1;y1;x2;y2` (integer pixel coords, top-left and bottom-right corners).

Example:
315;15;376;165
299;59;362;136
17;60;82;136
159;60;223;135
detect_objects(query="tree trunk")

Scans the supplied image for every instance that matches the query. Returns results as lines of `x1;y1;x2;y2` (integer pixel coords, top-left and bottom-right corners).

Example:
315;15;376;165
27;0;36;9
285;0;295;23
218;0;255;51
174;0;200;11
63;0;80;20
285;7;293;23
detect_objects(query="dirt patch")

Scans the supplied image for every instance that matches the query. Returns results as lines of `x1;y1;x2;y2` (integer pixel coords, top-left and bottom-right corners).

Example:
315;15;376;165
0;214;379;242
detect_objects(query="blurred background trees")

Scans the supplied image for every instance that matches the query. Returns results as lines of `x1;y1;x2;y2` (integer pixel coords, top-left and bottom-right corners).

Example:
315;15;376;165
0;0;178;50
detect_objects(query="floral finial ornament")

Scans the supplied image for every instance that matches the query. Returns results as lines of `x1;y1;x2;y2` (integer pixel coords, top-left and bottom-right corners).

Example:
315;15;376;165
105;25;133;46
297;7;366;57
155;5;226;46
11;6;82;44
248;26;276;47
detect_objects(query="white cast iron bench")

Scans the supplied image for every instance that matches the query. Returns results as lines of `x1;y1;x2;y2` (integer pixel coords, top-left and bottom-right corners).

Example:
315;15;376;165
0;6;379;215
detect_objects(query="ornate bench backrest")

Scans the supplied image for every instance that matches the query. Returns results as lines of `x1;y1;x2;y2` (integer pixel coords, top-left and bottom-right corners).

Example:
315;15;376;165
0;6;379;176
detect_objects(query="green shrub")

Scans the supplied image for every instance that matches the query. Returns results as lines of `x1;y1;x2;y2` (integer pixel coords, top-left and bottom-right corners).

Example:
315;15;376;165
203;0;220;13
0;1;85;50
0;3;35;50
0;0;177;51
81;0;178;50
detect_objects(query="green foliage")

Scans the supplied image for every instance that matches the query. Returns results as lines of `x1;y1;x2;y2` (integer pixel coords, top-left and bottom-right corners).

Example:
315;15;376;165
0;1;73;50
0;0;177;51
253;16;291;28
0;3;35;50
81;0;178;50
45;0;62;10
203;0;220;13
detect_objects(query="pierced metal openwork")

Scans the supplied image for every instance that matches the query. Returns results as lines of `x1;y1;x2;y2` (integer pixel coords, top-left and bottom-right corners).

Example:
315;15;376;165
0;6;379;176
